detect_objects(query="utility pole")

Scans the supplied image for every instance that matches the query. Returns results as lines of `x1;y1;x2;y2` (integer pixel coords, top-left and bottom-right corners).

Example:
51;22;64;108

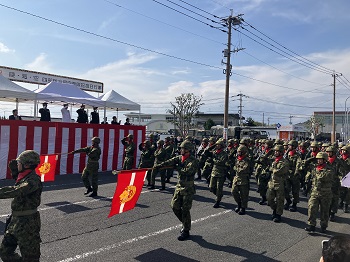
289;115;294;125
236;93;247;126
222;12;243;140
262;112;265;126
332;73;336;143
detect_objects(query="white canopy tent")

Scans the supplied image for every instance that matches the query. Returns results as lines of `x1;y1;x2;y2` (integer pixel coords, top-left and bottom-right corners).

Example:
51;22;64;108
99;90;141;123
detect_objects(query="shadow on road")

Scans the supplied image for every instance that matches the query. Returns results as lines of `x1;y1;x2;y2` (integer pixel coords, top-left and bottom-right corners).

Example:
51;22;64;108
134;247;200;262
190;235;280;262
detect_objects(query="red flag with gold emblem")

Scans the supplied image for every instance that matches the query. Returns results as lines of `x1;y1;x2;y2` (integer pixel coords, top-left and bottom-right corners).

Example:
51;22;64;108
35;154;58;182
108;169;148;218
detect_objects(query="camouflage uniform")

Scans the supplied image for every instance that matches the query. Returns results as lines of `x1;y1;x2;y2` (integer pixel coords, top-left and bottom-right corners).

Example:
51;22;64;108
207;139;228;207
226;139;238;186
138;140;155;186
150;140;167;189
156;141;199;240
231;146;251;215
326;146;342;221
121;134;135;170
196;138;209;180
164;137;175;182
72;137;101;195
284;140;302;211
0;150;42;262
201;138;216;183
339;146;350;213
267;145;290;222
305;152;334;232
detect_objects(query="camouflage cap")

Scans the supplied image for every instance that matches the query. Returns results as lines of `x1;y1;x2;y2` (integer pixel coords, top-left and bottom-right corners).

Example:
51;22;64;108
288;140;298;148
228;139;234;144
127;134;134;139
283;141;289;146
215;139;225;147
237;145;248;154
265;140;274;147
341;145;350;153
180;141;194;151
202;138;209;143
92;137;100;144
316;152;328;160
325;146;336;153
273;145;284;153
157;140;164;146
16;150;40;165
209;137;216;143
310;141;319;148
144;140;151;147
321;143;330;148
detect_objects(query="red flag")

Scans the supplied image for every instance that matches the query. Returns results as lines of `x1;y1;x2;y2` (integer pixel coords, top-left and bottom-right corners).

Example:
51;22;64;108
35;154;58;182
108;169;147;218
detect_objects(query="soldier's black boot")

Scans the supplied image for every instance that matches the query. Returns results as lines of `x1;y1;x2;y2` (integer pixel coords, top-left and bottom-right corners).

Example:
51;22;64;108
213;201;220;208
344;204;349;213
259;196;267;205
289;203;297;212
148;185;155;190
273;214;281;223
339;201;344;209
329;212;336;222
320;226;327;233
272;210;276;220
238;208;246;215
284;199;292;210
305;225;316;232
234;204;241;213
177;230;190;241
89;191;97;197
84;187;93;195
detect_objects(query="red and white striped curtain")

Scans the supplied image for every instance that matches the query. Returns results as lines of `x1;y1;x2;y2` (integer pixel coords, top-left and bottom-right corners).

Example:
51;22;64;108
0;120;145;179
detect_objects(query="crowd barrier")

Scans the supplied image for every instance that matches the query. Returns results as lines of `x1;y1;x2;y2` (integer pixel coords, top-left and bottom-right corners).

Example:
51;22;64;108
0;120;145;179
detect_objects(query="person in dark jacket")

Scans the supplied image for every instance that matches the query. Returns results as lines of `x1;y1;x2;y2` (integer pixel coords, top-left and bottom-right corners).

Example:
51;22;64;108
39;102;51;121
8;109;22;120
76;104;88;123
90;107;99;124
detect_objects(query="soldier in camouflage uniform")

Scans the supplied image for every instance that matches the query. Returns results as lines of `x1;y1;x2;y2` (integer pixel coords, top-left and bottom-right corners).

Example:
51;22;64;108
326;146;342;221
138;140;155;186
164;137;175;183
149;140;167;190
0;150;42;261
206;139;228;208
255;140;274;205
284;140;302;212
71;137;101;197
226;139;238;187
201;137;216;184
339;145;350;213
301;141;320;196
305;152;334;233
121;134;136;170
155;141;199;241
196;138;209;180
231;145;251;215
266;145;290;223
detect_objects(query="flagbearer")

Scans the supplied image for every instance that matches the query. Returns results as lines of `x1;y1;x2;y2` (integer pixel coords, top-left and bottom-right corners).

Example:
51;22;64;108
155;141;199;241
70;137;101;197
0;150;42;261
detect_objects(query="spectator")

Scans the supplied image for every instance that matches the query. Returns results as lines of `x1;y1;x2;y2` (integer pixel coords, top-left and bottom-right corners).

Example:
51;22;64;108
9;109;22;120
124;118;131;125
320;235;350;262
90;107;99;124
101;117;108;124
111;116;121;125
39;102;51;121
76;104;88;123
61;104;71;122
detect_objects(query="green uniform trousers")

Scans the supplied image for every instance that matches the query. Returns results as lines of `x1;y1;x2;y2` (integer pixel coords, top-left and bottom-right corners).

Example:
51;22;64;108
209;176;225;202
308;193;332;228
267;186;285;216
82;167;99;192
231;184;249;208
171;191;194;231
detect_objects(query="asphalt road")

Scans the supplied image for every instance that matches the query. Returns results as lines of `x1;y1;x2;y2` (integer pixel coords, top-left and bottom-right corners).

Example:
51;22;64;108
1;172;349;262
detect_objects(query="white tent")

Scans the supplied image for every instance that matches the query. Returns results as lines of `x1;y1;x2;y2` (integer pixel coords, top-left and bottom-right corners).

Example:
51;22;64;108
99;90;140;111
34;82;105;107
0;74;37;102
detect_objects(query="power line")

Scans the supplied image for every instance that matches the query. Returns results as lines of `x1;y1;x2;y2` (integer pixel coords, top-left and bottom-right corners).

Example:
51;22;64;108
178;0;221;19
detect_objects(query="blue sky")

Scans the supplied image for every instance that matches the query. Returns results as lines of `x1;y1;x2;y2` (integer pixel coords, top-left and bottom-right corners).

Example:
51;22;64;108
0;0;350;125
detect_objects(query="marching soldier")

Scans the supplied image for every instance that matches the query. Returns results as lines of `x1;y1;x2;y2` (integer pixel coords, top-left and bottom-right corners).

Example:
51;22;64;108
149;140;167;190
284;140;302;212
196;138;209;180
121;134;135;170
0;150;42;261
154;141;198;241
339;145;350;213
231;145;251;215
266;145;290;223
164;137;175;183
326;146;342;221
138;140;155;187
206;139;228;208
71;137;101;197
202;137;216;184
305;152;334;233
226;139;238;187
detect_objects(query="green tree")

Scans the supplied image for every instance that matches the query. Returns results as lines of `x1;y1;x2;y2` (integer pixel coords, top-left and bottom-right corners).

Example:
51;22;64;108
304;116;325;140
243;117;257;127
166;93;203;137
204;118;216;130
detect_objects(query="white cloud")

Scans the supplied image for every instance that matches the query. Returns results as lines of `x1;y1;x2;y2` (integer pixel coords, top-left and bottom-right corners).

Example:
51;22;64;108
0;42;14;53
25;53;52;72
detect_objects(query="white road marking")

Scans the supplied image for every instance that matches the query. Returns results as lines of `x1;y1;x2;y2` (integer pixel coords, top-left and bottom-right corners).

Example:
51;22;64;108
57;210;232;262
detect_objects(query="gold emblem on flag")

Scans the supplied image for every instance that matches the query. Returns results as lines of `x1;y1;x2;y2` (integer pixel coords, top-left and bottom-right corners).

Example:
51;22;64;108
119;185;136;204
38;162;51;174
